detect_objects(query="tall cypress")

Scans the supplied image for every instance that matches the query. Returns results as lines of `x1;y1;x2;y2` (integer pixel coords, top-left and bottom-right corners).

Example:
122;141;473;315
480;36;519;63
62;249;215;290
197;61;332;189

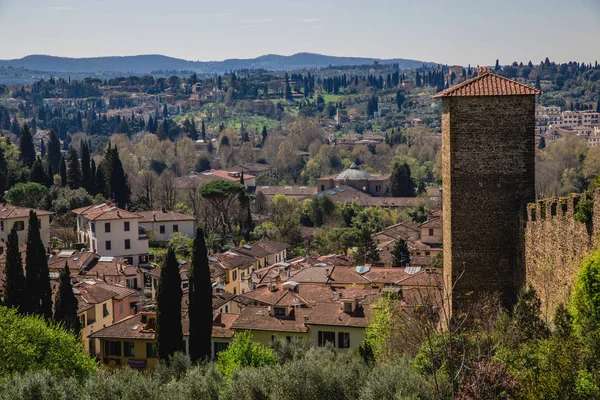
30;157;47;186
109;147;131;208
188;228;213;363
0;146;6;201
59;156;67;187
3;226;26;312
90;159;97;195
47;130;62;173
25;211;52;318
201;119;206;141
19;123;35;168
54;262;80;336
80;142;91;192
45;161;54;187
67;147;82;189
156;247;184;362
390;162;416;197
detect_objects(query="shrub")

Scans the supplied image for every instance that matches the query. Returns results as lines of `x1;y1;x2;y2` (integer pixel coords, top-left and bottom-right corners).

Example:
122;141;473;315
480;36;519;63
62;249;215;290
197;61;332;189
215;331;278;379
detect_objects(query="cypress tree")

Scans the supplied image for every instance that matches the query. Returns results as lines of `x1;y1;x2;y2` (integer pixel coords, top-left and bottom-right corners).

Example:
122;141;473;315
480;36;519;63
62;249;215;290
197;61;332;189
90;159;97;194
10;117;19;136
59;156;67;187
54;262;80;336
67;147;82;189
391;239;410;267
25;211;52;318
95;162;106;197
3;226;26;312
390;162;416;197
262;125;268;144
108;147;131;208
47;130;61;173
188;228;213;363
40;138;46;158
45;161;54;187
357;225;380;265
30;157;47;186
156;247;184;362
201;119;206;141
19;123;36;168
0;147;6;201
80;142;91;192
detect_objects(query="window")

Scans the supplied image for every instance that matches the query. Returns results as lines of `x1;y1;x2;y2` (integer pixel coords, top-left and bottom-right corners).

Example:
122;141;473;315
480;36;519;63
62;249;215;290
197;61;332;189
124;221;130;232
124;239;131;250
105;222;111;233
173;224;178;233
146;343;158;358
320;185;325;191
103;303;109;317
214;342;228;355
343;302;353;313
124;257;133;265
274;307;286;317
318;331;336;347
79;314;86;327
225;305;229;313
338;332;350;349
119;303;124;314
105;240;111;251
159;225;165;234
139;255;149;264
428;228;434;236
91;222;95;233
13;221;24;231
123;341;135;357
232;270;237;281
1;221;4;231
105;341;121;356
233;287;237;295
126;278;138;289
425;251;431;256
182;282;189;289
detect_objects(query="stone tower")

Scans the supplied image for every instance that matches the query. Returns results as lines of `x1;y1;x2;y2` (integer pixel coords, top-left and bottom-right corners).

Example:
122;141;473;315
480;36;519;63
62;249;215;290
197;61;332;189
434;67;540;313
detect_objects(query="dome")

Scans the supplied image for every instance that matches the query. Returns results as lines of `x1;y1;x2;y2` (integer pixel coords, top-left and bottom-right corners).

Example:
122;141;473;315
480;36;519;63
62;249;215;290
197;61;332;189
337;163;372;180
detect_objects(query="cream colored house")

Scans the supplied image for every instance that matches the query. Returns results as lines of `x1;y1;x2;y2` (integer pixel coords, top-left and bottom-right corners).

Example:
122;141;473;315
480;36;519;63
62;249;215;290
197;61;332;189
137;209;196;244
76;281;116;354
0;205;53;249
73;204;149;266
419;217;443;244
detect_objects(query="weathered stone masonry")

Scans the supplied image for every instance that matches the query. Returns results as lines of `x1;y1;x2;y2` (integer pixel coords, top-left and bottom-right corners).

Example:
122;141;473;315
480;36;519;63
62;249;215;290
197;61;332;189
524;191;600;318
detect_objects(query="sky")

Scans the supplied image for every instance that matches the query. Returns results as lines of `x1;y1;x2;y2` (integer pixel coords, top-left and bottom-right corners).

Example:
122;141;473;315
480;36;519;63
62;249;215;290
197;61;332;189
0;0;599;66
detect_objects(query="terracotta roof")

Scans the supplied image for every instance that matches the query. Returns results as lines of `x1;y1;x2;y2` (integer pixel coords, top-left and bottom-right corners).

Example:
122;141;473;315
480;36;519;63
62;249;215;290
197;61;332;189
85;260;132;279
47;251;98;273
72;203;140;221
255;241;289;254
137;210;195;223
89;314;157;340
291;265;371;285
212;312;239;338
232;163;272;173
232;244;270;259
433;71;540;98
75;281;117;312
257;186;317;200
419;217;443;229
231;306;309;333
239;286;307;308
0;204;53;219
211;251;256;270
304;302;371;328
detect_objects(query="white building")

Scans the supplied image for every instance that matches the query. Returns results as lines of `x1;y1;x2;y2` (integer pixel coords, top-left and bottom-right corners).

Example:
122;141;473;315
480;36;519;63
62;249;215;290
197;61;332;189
0;205;53;251
137;210;196;244
73;204;149;266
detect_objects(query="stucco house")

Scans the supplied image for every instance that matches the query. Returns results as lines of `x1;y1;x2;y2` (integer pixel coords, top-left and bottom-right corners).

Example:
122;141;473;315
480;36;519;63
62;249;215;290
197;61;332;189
137;209;196;244
0;204;53;251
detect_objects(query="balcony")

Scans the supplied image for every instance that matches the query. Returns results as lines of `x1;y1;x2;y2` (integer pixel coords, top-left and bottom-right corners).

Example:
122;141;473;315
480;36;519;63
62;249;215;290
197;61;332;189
138;227;148;240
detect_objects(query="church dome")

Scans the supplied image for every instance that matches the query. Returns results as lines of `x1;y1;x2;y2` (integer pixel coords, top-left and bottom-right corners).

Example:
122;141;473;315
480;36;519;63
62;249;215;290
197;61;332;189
337;163;372;180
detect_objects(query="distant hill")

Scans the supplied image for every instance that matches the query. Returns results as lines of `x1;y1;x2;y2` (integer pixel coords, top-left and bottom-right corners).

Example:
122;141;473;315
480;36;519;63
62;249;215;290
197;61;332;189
0;53;431;74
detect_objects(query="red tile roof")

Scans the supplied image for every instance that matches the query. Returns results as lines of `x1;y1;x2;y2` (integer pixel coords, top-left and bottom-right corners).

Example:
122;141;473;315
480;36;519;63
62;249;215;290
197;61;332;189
433;71;540;98
72;204;140;221
0;204;53;219
137;210;195;223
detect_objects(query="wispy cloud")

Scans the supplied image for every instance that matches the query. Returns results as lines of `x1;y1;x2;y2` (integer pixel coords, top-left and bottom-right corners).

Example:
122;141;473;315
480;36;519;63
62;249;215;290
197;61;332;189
238;18;273;24
49;6;76;11
211;13;230;17
298;17;326;23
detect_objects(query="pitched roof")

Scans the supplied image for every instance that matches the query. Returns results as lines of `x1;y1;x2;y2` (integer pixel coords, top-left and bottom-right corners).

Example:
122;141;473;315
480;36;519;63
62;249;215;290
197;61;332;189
419;217;443;229
433;70;541;98
0;204;53;219
137;210;196;223
304;302;371;328
72;203;140;221
231;306;309;333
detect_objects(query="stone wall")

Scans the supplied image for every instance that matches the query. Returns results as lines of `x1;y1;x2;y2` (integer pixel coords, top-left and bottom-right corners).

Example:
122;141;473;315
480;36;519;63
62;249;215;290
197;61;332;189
524;191;600;318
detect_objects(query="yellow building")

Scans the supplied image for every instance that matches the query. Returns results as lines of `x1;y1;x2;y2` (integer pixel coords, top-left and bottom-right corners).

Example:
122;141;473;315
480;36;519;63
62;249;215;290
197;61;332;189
76;282;116;354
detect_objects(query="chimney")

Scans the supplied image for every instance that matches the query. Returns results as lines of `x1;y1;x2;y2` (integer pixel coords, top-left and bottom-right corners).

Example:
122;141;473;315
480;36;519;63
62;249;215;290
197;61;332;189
153;212;157;222
477;66;491;76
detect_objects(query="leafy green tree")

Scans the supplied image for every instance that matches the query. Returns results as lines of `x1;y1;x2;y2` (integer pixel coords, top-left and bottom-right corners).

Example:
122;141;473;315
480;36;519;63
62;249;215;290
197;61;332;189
199;180;245;241
216;331;278;379
513;286;548;343
167;232;192;255
188;228;213;363
390;162;416;197
195;156;211;172
19;123;35;168
156;247;184;362
3;227;26;312
268;194;302;243
572;250;600;336
355;225;380;265
391;238;410;267
67;148;82;189
54;262;80;336
0;306;96;379
25;211;52;318
5;182;48;208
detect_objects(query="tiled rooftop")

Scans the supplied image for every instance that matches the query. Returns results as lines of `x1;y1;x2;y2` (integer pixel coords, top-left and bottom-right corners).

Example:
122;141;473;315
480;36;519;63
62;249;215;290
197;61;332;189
433;70;540;98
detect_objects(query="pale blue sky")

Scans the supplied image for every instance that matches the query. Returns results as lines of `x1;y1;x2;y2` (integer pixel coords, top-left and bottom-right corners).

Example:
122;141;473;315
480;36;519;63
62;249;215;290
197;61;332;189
1;0;599;65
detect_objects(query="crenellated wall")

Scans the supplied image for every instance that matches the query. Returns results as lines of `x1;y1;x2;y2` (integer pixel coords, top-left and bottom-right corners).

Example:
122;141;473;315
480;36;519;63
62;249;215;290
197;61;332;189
524;191;600;318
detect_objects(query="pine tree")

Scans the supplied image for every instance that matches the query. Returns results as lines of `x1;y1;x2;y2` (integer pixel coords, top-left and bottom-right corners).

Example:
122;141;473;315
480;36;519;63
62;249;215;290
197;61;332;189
30;157;47;186
47;130;61;173
67;147;82;189
188;228;213;363
25;211;52;318
156;247;184;362
3;226;26;312
19;123;36;168
80;141;91;192
54;262;80;335
390;162;416;197
59;156;67;187
391;239;410;267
